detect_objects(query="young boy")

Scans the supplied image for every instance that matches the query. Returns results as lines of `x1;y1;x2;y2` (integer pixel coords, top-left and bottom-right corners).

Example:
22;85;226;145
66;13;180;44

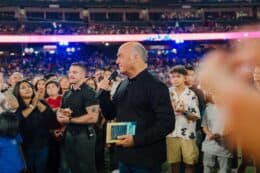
202;92;233;173
167;65;200;173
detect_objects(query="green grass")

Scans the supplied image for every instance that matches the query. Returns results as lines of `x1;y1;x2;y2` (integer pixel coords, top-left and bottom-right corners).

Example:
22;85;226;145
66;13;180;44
161;162;256;173
246;167;256;173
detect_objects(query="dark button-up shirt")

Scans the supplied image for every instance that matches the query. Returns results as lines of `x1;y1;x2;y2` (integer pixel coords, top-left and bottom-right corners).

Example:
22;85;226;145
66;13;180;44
99;69;175;168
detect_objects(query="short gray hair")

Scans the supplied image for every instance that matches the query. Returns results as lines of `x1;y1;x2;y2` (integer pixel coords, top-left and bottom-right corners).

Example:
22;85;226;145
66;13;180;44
132;42;148;62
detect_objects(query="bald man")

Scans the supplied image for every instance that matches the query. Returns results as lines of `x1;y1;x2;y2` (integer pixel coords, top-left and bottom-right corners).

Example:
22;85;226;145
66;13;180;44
98;42;175;173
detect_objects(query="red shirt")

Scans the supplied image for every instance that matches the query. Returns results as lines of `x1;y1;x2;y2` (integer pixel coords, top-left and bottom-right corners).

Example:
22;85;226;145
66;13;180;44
45;96;62;110
45;95;64;141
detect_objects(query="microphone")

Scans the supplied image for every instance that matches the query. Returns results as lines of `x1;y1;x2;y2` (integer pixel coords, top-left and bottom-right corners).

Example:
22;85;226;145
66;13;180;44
96;71;118;98
108;71;118;82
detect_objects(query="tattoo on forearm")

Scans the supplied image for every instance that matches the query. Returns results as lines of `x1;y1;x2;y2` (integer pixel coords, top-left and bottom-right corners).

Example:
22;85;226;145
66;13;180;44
87;105;100;114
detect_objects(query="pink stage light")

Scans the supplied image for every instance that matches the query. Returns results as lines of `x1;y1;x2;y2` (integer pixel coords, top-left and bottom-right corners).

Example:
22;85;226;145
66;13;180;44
0;32;259;43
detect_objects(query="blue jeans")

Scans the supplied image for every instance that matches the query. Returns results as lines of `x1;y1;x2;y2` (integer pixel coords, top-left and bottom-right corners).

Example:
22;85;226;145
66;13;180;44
24;146;48;173
119;162;161;173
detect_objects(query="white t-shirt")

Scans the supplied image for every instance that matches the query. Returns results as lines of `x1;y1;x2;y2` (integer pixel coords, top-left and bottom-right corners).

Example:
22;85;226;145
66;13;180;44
110;80;121;97
201;103;232;157
167;87;200;140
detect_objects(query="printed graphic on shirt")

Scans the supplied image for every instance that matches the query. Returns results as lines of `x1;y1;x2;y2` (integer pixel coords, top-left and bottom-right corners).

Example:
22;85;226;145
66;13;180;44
168;87;200;140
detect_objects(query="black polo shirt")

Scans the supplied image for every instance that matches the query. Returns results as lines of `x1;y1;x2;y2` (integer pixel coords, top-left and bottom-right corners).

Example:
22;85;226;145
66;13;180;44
99;69;175;169
61;83;98;133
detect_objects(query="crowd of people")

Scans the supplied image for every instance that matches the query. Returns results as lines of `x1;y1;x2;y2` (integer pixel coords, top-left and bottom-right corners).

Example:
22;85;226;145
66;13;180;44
0;48;201;86
0;50;117;77
0;41;259;173
0;22;237;35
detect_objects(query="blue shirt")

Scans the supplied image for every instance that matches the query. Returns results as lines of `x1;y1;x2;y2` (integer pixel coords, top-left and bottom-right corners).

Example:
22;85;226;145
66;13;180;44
0;134;25;173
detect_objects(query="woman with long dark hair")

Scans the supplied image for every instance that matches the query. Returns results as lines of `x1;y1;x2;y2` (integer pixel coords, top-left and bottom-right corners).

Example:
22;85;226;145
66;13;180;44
13;80;58;173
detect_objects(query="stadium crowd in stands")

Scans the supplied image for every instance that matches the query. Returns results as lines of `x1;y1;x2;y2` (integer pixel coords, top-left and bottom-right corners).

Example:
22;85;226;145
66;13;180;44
0;23;237;35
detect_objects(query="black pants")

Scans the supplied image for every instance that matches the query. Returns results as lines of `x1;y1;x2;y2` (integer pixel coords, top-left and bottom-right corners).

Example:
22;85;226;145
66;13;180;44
60;130;96;173
47;139;61;173
95;127;105;173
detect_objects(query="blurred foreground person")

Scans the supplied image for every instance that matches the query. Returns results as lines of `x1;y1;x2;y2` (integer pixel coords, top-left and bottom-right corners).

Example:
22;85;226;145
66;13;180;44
198;25;260;163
